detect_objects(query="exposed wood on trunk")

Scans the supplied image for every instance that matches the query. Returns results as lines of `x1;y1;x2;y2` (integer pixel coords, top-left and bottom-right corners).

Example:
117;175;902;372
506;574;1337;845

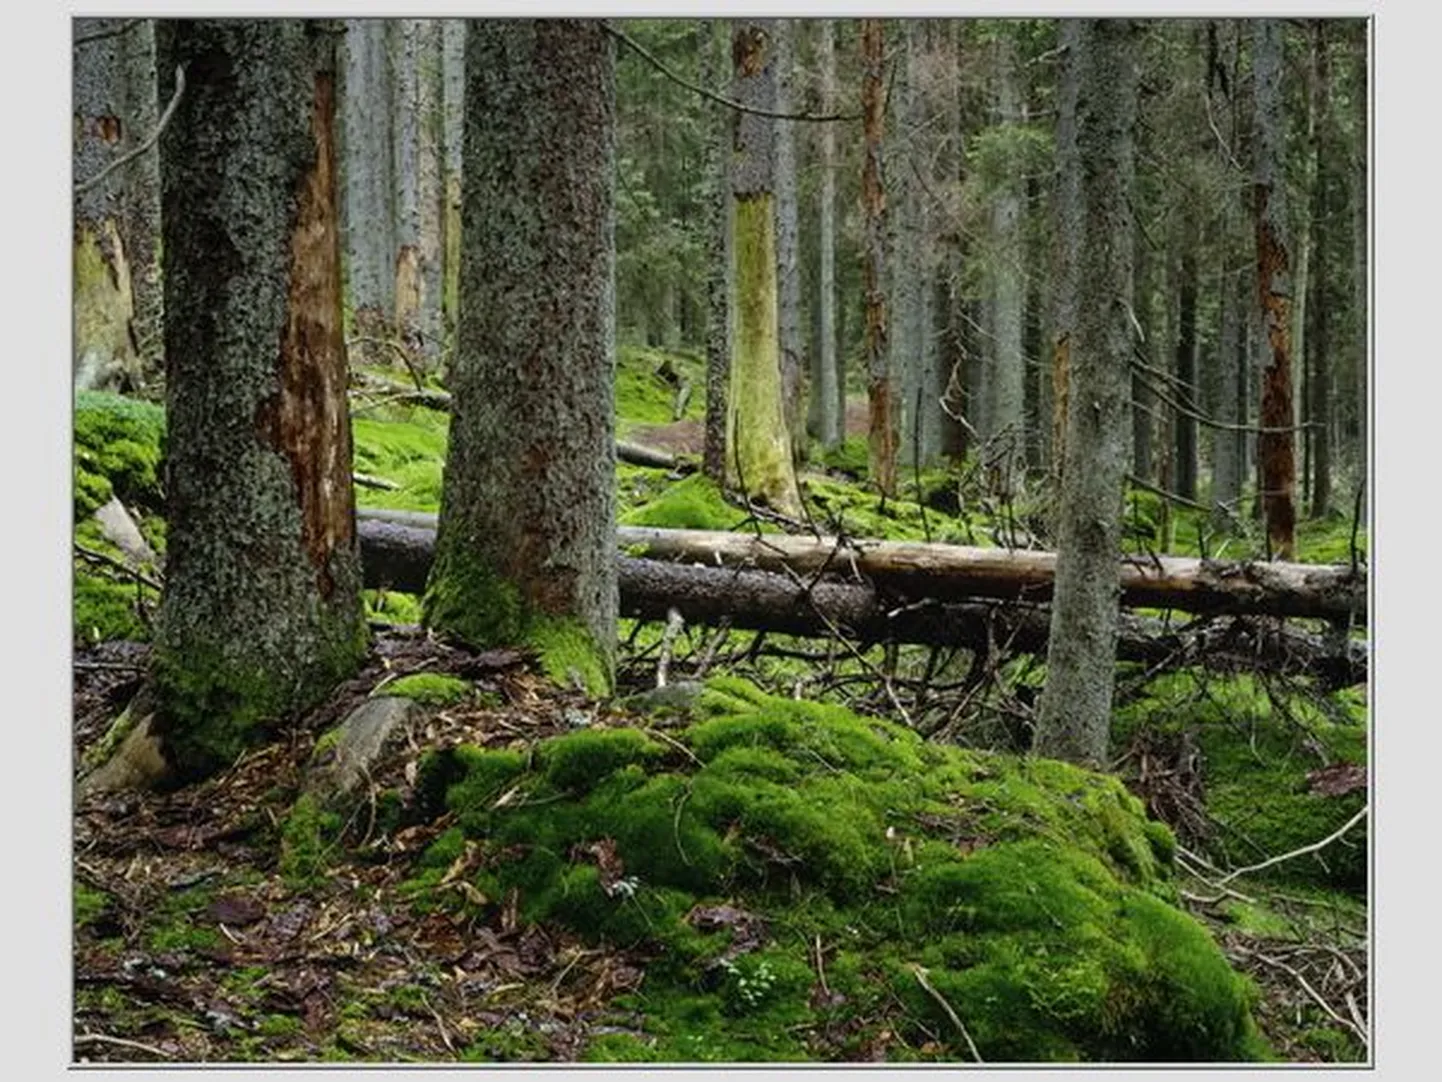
359;510;1366;625
355;517;1365;689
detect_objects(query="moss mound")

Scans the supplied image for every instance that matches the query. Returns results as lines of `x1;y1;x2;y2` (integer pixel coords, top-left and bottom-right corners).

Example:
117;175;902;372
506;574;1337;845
351;407;449;513
74;390;166;518
621;473;751;532
410;677;1264;1062
1114;673;1367;893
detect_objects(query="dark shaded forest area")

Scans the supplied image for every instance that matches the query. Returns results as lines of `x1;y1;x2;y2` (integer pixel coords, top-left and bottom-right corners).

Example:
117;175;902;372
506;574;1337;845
65;16;1371;1066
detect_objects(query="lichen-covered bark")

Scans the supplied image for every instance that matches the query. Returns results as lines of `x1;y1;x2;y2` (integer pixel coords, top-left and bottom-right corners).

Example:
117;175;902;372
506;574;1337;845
892;20;923;469
1047;18;1080;496
1305;21;1333;520
73;17;163;391
861;19;896;499
1251;18;1297;559
155;19;366;781
339;19;397;355
988;28;1026;495
426;20;617;695
390;19;445;369
1034;19;1139;768
725;22;803;516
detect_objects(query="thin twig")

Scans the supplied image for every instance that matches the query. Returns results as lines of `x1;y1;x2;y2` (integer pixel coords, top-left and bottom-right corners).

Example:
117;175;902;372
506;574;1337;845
1215;805;1368;887
75;65;186;194
909;963;982;1063
74;1032;173;1059
74;541;164;592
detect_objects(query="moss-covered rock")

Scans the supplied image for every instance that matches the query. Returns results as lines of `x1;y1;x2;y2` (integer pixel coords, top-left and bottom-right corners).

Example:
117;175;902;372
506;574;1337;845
410;677;1264;1063
383;672;472;706
620;473;750;531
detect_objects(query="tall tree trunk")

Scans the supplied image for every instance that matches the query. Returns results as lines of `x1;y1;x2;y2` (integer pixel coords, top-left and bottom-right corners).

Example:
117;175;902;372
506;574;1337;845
702;19;732;484
1130;222;1154;482
340;19;397;362
73;17;164;392
988;28;1026;496
1047;20;1082;496
861;19;896;498
1035;19;1139;767
1173;217;1199;502
426;20;617;695
1349;22;1367;477
1306;20;1333;519
390;20;445;371
772;19;805;461
892;19;921;470
440;19;466;360
723;23;804;516
155;19;366;781
1211;255;1246;529
808;18;843;449
1251;18;1298;558
939;20;968;463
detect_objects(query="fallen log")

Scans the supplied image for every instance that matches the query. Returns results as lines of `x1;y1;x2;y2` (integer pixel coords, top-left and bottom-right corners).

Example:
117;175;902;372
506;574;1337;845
355;516;1366;688
358;509;1366;625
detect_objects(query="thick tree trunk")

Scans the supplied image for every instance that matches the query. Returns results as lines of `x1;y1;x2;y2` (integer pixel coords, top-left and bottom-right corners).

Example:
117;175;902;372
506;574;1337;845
809;18;843;450
1252;19;1298;559
426;20;618;695
861;19;896;498
155;19;366;781
1034;19;1140;767
340;19;397;360
357;515;1366;688
73;17;164;392
702;19;732;484
725;23;803;516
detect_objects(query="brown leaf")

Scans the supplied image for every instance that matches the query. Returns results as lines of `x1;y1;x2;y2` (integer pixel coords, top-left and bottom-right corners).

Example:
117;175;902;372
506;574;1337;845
1307;763;1367;798
207;892;266;926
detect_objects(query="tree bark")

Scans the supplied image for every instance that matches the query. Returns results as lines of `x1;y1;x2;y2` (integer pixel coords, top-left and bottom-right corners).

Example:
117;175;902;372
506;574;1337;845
155;19;366;781
987;27;1026;496
725;23;804;516
73;17;164;392
1306;21;1333;519
1048;20;1083;498
1251;19;1298;559
861;19;896;498
808;18;843;450
356;516;1366;689
772;19;805;461
440;20;466;357
1034;19;1140;766
701;18;732;484
425;20;618;695
1173;217;1200;502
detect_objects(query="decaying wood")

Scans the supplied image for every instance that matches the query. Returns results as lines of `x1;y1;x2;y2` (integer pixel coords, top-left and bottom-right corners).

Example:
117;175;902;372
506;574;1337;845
355;513;1366;686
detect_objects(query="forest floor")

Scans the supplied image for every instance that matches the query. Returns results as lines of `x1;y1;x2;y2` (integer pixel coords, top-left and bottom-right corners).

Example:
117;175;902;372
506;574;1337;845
72;629;1368;1065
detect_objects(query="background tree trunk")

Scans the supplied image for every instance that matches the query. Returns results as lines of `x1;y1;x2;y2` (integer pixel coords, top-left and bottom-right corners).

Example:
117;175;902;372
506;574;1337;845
1252;18;1298;558
988;27;1026;497
425;20;618;695
1047;20;1082;501
1034;19;1139;767
1306;20;1333;519
808;18;843;450
155;19;366;781
440;19;466;361
340;19;397;362
772;19;805;462
861;19;896;498
73;17;164;392
724;22;803;516
702;19;732;484
1173;216;1200;502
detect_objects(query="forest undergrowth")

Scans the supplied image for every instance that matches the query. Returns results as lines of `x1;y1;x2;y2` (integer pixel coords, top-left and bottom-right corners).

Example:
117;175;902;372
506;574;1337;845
71;348;1369;1064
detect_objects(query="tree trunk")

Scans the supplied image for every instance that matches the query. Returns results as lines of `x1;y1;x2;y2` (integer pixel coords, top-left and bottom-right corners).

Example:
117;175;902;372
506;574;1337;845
1174;218;1200;502
861;19;897;498
1047;20;1082;497
1211;255;1246;529
1130;221;1155;483
339;19;397;361
892;20;922;470
702;19;732;484
725;23;804;516
390;20;445;371
988;28;1026;497
1251;18;1298;559
1306;20;1333;519
440;19;466;359
772;19;805;461
1034;19;1140;767
73;17;164;392
1350;24;1367;468
425;20;618;695
809;18;843;450
155;19;366;782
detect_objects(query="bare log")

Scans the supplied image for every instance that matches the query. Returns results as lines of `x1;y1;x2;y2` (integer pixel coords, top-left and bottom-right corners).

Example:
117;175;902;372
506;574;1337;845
355;515;1365;687
357;509;1365;625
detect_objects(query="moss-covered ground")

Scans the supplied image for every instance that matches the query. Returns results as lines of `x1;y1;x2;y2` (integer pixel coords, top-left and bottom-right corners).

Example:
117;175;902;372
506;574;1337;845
72;347;1368;1064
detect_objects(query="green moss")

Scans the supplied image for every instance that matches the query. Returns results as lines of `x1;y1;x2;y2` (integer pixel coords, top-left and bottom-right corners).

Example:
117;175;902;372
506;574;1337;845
383;672;471;706
350;409;448;514
73;571;154;644
412;679;1263;1062
531;615;614;697
620;473;748;531
1113;672;1367;892
80;698;144;773
73;390;167;516
461;1021;554;1062
615;345;705;433
279;792;343;886
365;589;423;625
74;883;111;928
